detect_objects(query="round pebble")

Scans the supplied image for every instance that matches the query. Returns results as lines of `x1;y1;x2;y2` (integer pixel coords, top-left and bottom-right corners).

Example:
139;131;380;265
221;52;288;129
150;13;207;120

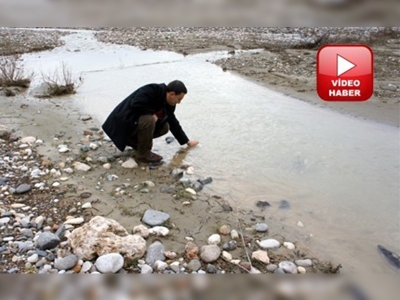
95;253;124;274
207;234;221;245
283;242;296;250
297;266;306;274
257;239;280;249
266;264;278;272
218;225;231;235
279;261;298;274
253;223;268;232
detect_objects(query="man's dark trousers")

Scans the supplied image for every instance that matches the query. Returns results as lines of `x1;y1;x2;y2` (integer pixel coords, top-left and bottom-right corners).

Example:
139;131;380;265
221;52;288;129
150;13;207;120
128;115;169;158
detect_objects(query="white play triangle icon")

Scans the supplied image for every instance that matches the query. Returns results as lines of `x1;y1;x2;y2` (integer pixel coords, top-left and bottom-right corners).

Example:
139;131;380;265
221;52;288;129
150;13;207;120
337;55;356;77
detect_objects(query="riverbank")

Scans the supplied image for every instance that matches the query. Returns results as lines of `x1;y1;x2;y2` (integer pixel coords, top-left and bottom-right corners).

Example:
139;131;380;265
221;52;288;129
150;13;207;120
1;27;398;274
0;93;339;274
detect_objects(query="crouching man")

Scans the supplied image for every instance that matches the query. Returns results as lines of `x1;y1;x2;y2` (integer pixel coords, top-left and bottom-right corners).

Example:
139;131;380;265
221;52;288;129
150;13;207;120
102;80;199;163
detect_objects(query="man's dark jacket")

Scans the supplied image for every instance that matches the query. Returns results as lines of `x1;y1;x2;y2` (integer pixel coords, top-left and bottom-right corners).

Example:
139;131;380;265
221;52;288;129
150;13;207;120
102;83;189;151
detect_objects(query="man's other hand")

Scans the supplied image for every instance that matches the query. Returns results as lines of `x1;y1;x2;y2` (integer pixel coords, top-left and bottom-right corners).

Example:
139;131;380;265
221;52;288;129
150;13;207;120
187;140;199;147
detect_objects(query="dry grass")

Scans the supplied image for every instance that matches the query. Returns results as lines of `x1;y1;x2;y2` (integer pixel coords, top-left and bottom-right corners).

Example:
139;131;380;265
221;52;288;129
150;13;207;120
0;56;33;88
41;62;83;97
4;88;16;97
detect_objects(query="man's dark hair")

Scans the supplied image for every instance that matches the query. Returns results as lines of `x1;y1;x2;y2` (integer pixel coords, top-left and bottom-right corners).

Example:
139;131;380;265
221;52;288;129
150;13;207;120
167;80;187;94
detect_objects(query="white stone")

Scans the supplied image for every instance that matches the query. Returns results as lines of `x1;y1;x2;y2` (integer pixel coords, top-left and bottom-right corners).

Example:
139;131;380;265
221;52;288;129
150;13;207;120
141;264;153;274
143;181;155;187
148;226;169;237
164;252;177;259
21;137;36;144
250;267;262;274
52;182;60;187
82;202;92;209
230;230;239;240
298;266;306;274
64;217;85;225
208;234;221;245
133;225;150;238
58;147;70;153
0;217;10;225
185;188;196;195
73;162;91;172
297;221;304;228
11;204;25;209
42;265;52;273
89;143;98;150
103;163;111;169
27;254;39;263
170;262;180;273
60;177;69;181
200;245;221;263
80;261;93;273
186;167;195;175
257;239;280;249
154;261;168;272
121;158;138;169
35;139;44;145
95;253;124;274
222;251;232;261
35;216;45;227
231;260;241;265
295;259;313;267
63;168;74;174
30;169;42;177
283;242;296;250
19;144;29;149
252;250;270;264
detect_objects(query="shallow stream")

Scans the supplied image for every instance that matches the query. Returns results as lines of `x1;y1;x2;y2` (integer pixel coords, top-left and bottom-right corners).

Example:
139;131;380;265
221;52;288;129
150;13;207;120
21;30;400;273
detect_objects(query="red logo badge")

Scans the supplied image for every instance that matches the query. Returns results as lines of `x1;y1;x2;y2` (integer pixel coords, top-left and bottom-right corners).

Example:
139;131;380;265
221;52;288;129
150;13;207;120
317;45;374;101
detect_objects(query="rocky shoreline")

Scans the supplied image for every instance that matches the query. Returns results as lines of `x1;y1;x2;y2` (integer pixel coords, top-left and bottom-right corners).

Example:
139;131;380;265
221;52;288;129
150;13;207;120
0;121;338;274
0;28;66;56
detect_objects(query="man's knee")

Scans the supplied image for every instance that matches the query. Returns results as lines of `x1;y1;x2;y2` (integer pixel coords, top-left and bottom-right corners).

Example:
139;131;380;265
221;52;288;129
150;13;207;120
159;123;169;136
138;115;156;129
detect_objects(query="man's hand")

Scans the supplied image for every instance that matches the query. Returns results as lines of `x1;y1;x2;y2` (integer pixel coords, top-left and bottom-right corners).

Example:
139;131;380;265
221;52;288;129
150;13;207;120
152;114;158;122
187;140;199;147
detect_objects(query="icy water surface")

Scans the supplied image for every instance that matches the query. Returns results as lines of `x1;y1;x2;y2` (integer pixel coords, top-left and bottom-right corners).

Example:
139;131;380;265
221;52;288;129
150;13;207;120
22;30;400;273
